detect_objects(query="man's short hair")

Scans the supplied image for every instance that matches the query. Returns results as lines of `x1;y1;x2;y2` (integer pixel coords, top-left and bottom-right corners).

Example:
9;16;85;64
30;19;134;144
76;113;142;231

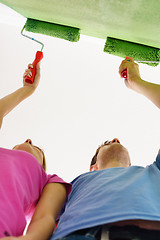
90;140;111;167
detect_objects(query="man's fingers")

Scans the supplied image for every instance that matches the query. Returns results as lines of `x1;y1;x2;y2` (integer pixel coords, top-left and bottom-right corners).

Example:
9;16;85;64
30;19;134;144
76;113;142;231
119;64;127;77
119;57;135;76
125;56;134;62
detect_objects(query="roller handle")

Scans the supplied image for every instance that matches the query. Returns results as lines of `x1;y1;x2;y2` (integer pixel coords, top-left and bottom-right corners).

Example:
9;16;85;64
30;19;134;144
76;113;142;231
25;51;43;84
122;69;127;79
121;56;130;79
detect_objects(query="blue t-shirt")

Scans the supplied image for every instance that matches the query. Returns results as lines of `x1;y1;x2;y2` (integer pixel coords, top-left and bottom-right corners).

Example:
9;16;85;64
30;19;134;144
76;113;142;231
52;153;160;240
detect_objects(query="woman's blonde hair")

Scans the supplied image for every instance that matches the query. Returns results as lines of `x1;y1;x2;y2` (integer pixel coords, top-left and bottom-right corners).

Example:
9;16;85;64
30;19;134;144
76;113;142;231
41;149;47;172
35;146;47;171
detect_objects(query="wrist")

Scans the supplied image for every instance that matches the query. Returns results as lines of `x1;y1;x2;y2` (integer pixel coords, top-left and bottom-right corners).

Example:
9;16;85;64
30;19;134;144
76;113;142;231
22;86;35;97
16;86;35;104
129;77;144;93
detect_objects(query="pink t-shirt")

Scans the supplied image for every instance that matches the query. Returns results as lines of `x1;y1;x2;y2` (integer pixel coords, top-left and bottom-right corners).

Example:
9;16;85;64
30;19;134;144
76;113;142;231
0;147;72;237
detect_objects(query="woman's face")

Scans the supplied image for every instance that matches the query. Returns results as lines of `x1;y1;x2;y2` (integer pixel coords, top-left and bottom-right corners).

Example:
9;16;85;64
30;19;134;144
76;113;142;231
12;139;43;166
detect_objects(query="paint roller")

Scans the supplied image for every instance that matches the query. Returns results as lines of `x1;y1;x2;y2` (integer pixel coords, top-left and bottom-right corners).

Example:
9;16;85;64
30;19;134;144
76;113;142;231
21;18;80;83
21;25;44;84
24;18;80;42
104;37;160;79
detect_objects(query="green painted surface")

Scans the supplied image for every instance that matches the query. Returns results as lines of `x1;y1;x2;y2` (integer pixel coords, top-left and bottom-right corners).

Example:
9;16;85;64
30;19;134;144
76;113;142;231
1;0;160;47
1;0;160;64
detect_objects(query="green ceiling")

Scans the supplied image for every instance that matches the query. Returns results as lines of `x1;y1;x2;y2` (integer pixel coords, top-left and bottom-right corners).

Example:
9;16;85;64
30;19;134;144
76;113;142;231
1;0;160;48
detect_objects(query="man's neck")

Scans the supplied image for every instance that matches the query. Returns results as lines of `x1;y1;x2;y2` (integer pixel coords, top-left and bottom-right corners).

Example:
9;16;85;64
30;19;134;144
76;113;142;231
99;158;126;170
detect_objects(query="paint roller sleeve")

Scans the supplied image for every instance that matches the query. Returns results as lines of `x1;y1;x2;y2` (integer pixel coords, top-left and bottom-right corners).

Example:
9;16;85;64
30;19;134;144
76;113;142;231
25;18;80;42
104;37;160;67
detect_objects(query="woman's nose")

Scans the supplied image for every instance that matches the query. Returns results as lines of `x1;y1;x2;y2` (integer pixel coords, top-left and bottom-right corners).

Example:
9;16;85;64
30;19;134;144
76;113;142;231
111;138;120;144
25;139;33;145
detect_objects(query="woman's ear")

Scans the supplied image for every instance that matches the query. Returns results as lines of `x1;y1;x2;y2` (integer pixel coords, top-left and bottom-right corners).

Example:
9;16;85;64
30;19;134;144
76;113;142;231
90;163;98;172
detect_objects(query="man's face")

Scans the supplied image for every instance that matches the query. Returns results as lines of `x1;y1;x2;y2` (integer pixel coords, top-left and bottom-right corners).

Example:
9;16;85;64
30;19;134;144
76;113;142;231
91;138;131;171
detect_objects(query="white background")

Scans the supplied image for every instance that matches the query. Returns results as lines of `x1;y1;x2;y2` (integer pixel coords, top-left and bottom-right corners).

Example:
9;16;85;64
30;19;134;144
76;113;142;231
0;3;160;183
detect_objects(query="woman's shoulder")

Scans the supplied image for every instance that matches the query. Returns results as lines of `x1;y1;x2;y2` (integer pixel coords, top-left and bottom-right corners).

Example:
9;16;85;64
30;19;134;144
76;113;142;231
47;174;72;196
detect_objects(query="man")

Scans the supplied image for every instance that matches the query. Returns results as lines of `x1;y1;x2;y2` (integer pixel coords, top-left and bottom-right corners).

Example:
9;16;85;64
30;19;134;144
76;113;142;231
51;57;160;240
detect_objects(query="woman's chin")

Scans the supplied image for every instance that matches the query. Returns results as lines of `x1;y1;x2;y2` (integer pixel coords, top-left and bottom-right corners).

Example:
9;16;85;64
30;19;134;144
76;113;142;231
13;143;32;153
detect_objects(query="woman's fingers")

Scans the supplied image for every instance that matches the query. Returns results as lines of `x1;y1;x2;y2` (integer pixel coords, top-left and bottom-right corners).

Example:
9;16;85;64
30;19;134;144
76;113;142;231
23;69;32;78
23;64;34;79
23;63;41;90
28;64;33;69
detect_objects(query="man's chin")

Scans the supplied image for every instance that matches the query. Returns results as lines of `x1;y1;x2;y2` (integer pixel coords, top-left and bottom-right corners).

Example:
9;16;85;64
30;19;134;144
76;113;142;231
109;143;130;160
110;142;126;151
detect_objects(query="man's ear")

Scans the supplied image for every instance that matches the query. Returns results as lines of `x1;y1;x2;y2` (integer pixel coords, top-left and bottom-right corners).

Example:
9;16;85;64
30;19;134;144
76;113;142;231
90;163;98;171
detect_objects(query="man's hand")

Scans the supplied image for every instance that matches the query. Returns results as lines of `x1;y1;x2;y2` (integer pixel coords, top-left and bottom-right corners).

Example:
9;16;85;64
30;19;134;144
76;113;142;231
23;62;41;93
119;56;160;108
119;57;142;92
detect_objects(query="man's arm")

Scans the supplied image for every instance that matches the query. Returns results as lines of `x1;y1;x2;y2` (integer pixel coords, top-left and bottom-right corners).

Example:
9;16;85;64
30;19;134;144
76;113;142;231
0;63;40;129
119;57;160;109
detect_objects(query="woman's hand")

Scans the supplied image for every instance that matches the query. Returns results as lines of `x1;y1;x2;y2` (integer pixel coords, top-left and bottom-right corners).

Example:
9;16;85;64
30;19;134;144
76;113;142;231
119;57;142;92
23;62;41;93
0;62;41;127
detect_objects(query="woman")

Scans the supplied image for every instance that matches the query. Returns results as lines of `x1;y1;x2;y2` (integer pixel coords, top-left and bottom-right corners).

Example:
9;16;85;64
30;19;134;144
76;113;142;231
0;63;72;239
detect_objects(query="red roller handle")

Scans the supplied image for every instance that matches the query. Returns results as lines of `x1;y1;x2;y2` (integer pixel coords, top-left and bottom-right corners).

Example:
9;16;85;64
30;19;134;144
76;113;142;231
122;69;127;79
121;56;130;79
25;51;43;84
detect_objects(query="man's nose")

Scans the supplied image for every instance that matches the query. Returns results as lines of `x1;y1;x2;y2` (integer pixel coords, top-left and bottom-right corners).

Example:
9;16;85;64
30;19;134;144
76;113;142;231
25;139;33;145
111;138;120;144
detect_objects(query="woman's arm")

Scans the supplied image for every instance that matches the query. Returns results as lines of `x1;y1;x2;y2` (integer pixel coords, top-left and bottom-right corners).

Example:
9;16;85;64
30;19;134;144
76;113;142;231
26;183;67;240
0;183;67;240
0;63;41;129
0;118;3;129
119;57;160;109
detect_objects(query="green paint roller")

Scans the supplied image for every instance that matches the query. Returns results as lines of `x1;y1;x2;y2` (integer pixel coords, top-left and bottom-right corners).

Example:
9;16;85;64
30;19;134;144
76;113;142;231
21;25;44;84
21;18;80;83
104;37;160;67
24;18;80;42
